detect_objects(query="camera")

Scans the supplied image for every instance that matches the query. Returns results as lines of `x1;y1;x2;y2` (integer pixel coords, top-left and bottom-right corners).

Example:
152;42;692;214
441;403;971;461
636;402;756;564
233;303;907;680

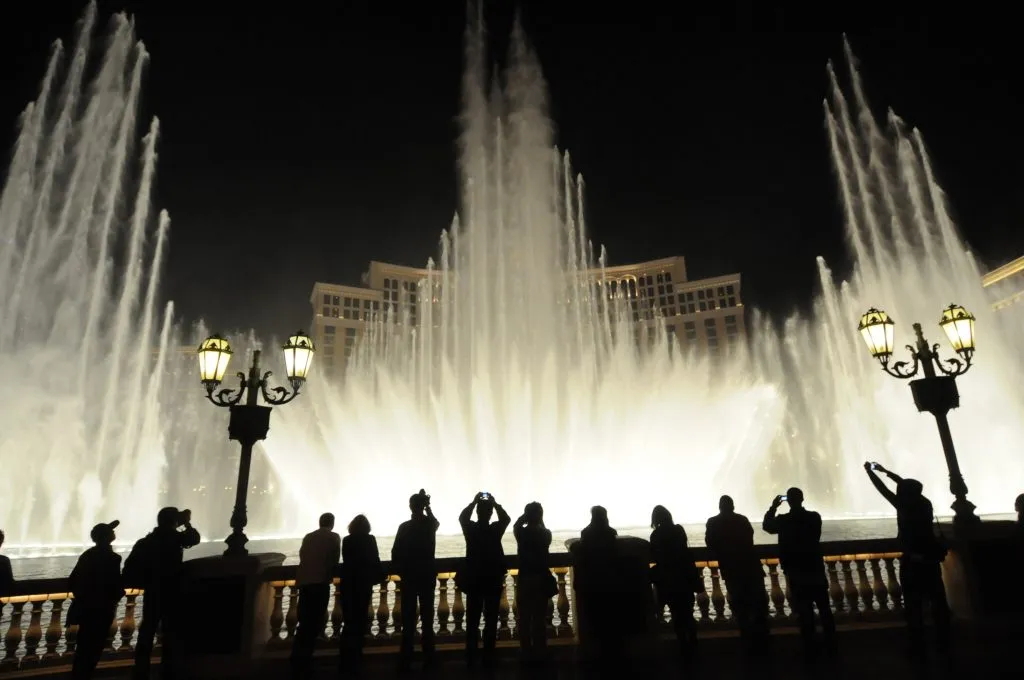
870;462;880;470
779;495;788;502
178;509;192;526
480;492;490;500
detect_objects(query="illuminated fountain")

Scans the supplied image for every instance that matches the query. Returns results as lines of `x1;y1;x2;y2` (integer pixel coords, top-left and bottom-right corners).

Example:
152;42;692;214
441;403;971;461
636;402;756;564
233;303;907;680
2;8;1022;546
263;29;1024;533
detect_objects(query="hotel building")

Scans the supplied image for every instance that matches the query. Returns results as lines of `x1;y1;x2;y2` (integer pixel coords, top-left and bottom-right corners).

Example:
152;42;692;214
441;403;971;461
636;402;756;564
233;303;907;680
982;255;1024;311
310;257;744;375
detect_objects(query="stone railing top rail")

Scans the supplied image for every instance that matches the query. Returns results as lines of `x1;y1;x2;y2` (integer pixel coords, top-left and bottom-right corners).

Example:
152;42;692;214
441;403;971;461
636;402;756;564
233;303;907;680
1;536;905;599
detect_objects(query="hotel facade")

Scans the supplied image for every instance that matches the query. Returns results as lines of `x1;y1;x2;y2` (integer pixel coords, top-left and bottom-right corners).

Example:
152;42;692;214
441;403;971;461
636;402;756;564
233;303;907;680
309;257;745;375
982;255;1024;311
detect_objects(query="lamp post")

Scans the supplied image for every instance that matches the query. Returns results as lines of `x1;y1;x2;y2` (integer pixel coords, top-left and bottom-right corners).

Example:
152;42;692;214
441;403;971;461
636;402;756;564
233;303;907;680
197;332;315;556
857;304;980;526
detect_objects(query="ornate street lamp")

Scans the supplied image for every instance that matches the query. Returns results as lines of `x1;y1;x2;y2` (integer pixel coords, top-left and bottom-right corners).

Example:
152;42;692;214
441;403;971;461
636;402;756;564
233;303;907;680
197;331;315;556
857;304;979;525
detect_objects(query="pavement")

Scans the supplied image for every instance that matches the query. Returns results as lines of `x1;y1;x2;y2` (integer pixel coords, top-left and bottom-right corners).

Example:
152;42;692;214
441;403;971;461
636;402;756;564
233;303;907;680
44;620;1024;679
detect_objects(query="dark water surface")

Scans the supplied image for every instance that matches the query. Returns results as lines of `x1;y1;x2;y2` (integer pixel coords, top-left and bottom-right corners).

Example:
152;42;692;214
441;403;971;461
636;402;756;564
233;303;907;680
7;517;913;580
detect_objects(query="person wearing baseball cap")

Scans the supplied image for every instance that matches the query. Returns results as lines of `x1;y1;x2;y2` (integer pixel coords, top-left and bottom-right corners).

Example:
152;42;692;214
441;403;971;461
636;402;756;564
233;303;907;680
68;520;123;679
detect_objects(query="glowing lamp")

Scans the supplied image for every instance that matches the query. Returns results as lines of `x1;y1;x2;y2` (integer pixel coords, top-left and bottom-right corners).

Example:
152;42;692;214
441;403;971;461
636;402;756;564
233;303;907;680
939;303;976;359
198;334;233;386
857;308;895;362
282;331;315;382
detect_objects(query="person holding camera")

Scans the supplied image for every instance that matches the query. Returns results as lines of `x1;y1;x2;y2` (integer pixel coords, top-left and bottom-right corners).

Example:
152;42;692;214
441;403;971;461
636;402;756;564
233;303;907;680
391;489;440;671
762;488;835;656
514;502;554;665
864;462;950;656
126;507;201;680
458;492;510;668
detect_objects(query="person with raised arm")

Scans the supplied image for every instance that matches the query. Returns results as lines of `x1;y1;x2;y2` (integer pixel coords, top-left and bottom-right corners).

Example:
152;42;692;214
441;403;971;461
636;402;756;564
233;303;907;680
514;502;554;665
762;489;835;656
391;489;440;672
864;462;950;657
458;492;511;669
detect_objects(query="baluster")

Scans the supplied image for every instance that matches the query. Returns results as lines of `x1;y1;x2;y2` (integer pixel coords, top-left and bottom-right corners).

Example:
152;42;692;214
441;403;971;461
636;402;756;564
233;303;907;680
709;566;726;622
43;596;66;661
885;556;903;610
841;560;859;614
856;559;874;612
388;579;400;638
269;583;285;642
509;572;519;639
436;574;451;638
3;601;26;668
285;586;299;639
497;577;511;640
544;572;556;636
695;565;711;625
766;563;786;619
103;603;119;654
119;592;138;654
826;560;845;613
452;584;465;634
330;581;343;640
555;571;570;636
870;558;890;611
22;599;44;662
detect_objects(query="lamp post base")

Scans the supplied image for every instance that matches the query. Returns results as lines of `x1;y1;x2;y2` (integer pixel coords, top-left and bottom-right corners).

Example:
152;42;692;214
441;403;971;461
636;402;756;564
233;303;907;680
951;497;981;527
225;531;250;558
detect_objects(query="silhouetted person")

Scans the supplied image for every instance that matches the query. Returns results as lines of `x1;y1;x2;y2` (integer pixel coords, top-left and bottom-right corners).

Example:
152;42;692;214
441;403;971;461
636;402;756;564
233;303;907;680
650;505;700;657
458;492;511;668
126;507;200;680
576;506;621;662
705;495;769;654
0;530;12;596
69;521;123;680
392;489;440;672
865;462;951;657
339;514;382;675
291;513;341;678
763;488;835;656
1016;493;1024;534
514;502;554;665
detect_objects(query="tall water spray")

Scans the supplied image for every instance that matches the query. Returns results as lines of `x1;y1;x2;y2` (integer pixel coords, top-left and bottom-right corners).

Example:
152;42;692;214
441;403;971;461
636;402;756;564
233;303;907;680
0;7;267;547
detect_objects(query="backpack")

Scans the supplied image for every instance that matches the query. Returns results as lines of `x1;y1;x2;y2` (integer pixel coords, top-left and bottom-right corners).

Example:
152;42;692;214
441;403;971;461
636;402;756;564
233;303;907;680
121;534;153;589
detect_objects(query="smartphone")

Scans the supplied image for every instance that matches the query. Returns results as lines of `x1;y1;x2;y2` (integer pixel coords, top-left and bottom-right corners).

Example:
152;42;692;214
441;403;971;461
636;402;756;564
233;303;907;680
480;492;490;500
871;462;880;470
780;495;788;502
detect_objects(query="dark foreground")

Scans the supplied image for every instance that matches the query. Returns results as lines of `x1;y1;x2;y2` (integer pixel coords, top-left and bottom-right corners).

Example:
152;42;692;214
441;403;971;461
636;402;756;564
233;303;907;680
65;621;1020;680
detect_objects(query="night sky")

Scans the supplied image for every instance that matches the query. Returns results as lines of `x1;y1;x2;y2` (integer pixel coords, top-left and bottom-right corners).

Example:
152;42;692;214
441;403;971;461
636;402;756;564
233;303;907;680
2;2;1020;339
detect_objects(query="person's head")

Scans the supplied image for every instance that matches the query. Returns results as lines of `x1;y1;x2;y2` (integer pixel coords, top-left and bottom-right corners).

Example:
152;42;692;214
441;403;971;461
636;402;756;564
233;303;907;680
477;496;494;523
590;506;609;528
896;478;924;501
157;506;180;530
651;505;673;529
90;520;120;546
319;513;335;530
409;492;427;515
786;488;805;509
719;495;735;514
0;529;5;550
1015;493;1024;515
348;514;371;535
524;502;544;526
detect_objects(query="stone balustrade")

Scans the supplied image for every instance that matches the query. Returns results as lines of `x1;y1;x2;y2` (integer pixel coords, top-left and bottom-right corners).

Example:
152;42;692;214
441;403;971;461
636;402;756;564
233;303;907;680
0;539;905;671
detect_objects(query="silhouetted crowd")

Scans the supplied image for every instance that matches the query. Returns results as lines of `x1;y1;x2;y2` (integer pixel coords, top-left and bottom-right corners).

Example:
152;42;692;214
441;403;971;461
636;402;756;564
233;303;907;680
1;467;1022;678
